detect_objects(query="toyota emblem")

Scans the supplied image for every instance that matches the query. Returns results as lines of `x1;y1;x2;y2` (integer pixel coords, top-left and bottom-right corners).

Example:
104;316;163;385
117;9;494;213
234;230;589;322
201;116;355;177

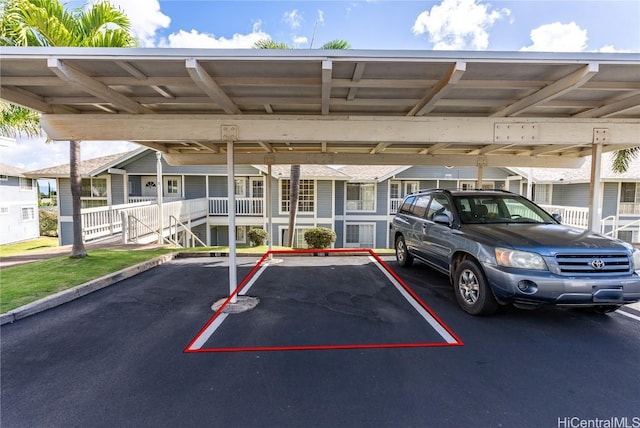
590;259;605;270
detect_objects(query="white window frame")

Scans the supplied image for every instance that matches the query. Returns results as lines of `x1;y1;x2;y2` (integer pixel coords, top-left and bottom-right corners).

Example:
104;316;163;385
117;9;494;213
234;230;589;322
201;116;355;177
21;206;36;222
165;176;181;197
0;174;8;181
404;181;419;196
236;226;246;244
279;179;315;215
344;223;376;248
19;177;33;191
280;226;314;248
81;176;109;208
346;183;376;212
234;177;247;197
250;177;264;198
0;206;9;215
389;181;401;199
461;181;495;190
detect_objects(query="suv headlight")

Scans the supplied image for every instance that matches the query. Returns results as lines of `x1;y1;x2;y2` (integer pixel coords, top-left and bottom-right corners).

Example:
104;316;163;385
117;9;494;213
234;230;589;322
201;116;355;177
632;249;640;271
495;248;548;270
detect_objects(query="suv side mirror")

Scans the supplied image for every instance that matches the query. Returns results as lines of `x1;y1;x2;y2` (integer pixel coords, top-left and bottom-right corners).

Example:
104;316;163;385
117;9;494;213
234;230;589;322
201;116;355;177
552;213;562;223
433;213;452;227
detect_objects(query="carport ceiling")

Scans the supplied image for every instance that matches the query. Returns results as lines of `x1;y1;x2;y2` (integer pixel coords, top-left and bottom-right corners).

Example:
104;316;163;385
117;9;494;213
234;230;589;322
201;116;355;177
1;47;639;167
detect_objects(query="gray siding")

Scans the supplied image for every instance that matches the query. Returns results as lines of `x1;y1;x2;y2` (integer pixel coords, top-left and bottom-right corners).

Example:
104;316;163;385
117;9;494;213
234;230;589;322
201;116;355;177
185;176;206;199
552;183;590;207
376;181;388;215
128;176;141;196
122;152;263;176
395;166;511;180
335;181;345;215
111;175;125;205
317;180;332;218
208;176;228;197
602;182;618;218
376;221;388;248
335;220;344;247
60;221;73;245
419;180;438;191
439;180;457;190
58;179;72;216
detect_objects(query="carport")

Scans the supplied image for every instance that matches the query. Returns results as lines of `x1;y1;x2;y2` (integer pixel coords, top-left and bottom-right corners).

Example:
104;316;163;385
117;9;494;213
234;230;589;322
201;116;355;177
1;48;639;295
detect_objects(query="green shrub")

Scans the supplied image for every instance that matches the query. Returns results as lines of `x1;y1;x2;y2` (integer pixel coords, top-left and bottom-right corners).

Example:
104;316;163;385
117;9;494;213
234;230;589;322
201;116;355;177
247;228;269;246
304;227;336;249
39;209;58;237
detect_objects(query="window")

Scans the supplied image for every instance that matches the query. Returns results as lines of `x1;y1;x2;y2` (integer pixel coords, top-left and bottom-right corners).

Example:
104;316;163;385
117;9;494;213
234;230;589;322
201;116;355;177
404;182;419;196
281;179;315;213
0;206;8;215
282;227;313;248
0;174;8;181
20;177;33;190
346;183;376;211
398;195;416;215
21;206;35;221
461;181;495;190
533;184;551;205
345;224;375;248
250;178;264;198
427;195;452;220
620;182;640;215
166;179;179;195
236;226;246;244
235;178;247;197
81;177;108;208
411;195;431;218
390;182;400;199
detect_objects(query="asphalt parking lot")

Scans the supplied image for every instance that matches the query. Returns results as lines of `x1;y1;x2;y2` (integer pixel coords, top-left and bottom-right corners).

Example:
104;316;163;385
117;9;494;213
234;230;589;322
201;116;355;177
2;254;639;428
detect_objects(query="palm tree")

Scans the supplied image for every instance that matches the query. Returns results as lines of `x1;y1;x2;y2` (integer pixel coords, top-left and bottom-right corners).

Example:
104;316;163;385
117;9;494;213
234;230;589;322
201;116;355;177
0;102;41;138
0;0;137;258
253;38;350;247
612;147;639;174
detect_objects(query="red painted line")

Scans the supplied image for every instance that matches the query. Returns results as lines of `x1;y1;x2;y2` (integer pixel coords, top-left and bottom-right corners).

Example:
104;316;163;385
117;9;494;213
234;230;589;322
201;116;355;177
185;249;463;353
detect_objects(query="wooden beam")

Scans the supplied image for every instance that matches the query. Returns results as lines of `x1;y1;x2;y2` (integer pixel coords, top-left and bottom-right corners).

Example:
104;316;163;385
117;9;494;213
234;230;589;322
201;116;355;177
574;93;640;118
185;59;240;114
408;62;466;116
321;60;332;115
346;63;366;101
47;58;150;114
492;63;599;117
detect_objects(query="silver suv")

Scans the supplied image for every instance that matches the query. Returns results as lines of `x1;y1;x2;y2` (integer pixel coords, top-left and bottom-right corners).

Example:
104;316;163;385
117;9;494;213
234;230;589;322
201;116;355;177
391;189;640;315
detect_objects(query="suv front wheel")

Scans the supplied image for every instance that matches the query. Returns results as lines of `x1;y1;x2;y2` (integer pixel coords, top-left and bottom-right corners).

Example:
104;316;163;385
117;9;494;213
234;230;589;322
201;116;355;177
395;235;414;267
454;260;498;315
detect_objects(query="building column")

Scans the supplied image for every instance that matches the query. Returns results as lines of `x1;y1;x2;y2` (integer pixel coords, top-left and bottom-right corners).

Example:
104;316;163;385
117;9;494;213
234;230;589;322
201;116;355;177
226;135;238;303
588;141;603;232
156;151;164;244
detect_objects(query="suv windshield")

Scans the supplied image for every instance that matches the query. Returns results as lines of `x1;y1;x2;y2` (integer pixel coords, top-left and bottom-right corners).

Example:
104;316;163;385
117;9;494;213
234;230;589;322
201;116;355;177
453;194;556;225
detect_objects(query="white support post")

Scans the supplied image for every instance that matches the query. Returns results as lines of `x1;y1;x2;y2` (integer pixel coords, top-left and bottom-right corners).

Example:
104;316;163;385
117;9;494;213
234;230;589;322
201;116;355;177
527;168;533;200
227;139;238;303
588;141;603;232
156;151;164;244
267;164;273;254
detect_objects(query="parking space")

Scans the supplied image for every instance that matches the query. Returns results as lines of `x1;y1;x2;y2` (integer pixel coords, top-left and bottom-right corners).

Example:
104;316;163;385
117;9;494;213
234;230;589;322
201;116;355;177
2;255;639;427
187;250;460;352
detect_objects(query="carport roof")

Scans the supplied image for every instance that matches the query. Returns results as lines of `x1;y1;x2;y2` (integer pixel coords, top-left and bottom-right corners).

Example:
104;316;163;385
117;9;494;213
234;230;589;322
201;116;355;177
1;47;639;168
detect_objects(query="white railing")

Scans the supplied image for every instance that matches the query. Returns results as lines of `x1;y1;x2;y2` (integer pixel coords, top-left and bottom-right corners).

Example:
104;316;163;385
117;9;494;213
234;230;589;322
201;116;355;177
539;204;590;229
389;198;403;214
81;198;209;242
603;218;640;241
619;202;640;215
127;196;184;204
209;197;264;216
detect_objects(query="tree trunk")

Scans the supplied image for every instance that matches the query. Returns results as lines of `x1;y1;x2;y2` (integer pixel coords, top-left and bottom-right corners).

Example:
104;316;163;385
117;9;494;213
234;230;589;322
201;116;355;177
70;140;87;258
286;165;301;247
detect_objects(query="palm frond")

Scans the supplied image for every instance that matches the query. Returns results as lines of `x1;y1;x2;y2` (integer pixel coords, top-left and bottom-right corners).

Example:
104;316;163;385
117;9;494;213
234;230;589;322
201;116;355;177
612;147;640;174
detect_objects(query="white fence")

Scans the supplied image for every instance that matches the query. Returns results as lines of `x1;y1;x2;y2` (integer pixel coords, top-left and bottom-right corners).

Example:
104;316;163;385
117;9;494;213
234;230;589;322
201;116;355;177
81;198;208;242
539;204;590;229
209;197;264;216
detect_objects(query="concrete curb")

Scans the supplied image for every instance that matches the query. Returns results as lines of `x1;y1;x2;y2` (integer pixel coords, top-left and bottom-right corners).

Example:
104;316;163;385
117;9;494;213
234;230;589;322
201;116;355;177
0;252;177;326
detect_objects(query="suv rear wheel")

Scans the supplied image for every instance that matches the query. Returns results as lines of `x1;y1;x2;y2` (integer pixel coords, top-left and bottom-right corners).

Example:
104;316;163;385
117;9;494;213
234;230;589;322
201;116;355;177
454;260;497;315
395;235;413;267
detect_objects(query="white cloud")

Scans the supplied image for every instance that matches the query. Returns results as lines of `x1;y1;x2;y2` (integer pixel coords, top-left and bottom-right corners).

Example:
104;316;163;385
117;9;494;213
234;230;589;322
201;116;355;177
520;22;587;52
283;9;303;29
1;137;139;171
412;0;510;50
94;0;171;47
293;36;309;46
159;21;270;49
317;10;325;25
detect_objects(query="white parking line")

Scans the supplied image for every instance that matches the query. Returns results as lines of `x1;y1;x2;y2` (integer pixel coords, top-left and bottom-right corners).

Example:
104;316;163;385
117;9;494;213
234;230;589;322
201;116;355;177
617;310;640;322
188;263;270;351
369;256;458;344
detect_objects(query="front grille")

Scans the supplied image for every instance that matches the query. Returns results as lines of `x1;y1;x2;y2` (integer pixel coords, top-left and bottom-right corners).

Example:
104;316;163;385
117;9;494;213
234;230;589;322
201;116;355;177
555;253;630;274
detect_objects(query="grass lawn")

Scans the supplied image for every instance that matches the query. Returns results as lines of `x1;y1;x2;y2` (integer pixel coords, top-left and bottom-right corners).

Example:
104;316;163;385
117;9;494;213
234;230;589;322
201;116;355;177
0;249;173;313
0;244;394;314
0;237;59;257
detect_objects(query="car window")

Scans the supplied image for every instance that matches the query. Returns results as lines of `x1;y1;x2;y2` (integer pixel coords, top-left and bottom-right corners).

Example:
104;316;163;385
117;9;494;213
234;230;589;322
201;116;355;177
454;195;554;224
398;195;416;214
427;195;452;220
411;195;431;218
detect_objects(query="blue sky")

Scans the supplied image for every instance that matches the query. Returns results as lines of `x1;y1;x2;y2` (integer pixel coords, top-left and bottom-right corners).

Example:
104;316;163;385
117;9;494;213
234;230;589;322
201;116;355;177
2;0;639;172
